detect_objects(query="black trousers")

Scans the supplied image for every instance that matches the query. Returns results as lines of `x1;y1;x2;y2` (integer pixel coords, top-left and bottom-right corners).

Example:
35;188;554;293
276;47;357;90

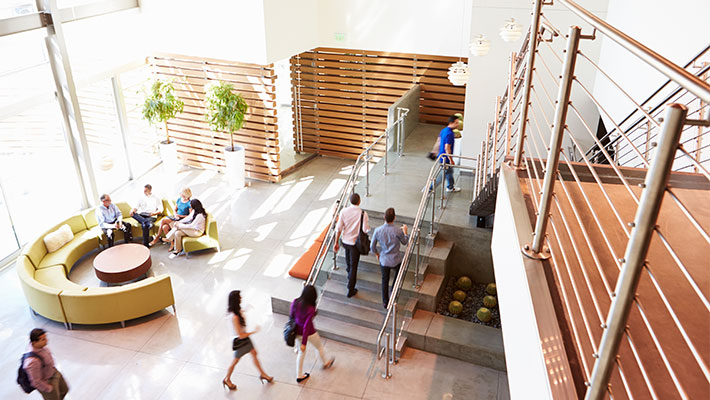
132;214;156;246
102;222;133;247
380;264;401;308
342;243;360;295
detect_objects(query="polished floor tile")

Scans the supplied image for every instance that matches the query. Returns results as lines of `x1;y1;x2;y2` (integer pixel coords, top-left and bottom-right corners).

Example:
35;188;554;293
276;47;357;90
0;155;507;400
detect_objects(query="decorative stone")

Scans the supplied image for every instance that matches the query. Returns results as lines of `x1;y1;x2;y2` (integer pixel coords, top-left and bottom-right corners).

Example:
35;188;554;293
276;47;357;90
449;301;464;315
477;307;492;322
483;295;497;308
485;283;497;296
456;276;473;291
453;290;467;302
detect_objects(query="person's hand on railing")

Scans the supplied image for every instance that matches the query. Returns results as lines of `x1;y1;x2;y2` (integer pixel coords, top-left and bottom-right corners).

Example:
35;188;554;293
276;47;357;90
401;224;408;235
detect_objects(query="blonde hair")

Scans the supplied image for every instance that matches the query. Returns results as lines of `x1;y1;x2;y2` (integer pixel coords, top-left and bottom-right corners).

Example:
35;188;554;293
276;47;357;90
180;187;192;199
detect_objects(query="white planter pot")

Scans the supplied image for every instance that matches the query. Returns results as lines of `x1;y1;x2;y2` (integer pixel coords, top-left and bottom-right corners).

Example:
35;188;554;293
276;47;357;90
159;141;179;173
454;137;462;165
224;145;246;188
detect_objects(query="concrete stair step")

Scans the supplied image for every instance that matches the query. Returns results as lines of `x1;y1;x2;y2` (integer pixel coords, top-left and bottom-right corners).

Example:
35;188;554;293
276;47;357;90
330;264;428;298
315;315;407;356
323;272;444;312
335;238;452;276
271;293;416;330
405;310;506;371
321;279;390;310
270;294;407;356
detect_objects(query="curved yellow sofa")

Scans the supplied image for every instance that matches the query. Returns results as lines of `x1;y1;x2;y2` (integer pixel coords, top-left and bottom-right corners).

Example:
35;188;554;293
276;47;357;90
17;201;176;329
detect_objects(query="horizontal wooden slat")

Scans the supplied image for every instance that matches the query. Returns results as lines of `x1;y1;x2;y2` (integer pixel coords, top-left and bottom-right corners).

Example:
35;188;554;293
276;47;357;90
153;53;281;181
292;47;465;161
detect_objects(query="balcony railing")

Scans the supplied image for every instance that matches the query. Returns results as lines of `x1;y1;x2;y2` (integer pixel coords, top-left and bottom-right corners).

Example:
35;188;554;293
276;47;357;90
472;0;710;398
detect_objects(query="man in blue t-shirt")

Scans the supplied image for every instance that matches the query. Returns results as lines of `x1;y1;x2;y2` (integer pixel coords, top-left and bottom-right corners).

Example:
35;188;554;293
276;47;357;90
430;115;461;192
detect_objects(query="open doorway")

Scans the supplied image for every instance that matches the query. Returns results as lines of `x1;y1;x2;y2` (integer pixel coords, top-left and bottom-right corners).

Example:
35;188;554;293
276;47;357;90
274;57;314;175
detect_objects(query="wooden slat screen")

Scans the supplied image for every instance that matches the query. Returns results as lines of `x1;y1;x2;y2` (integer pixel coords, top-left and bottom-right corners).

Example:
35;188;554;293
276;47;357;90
150;53;280;182
291;47;466;158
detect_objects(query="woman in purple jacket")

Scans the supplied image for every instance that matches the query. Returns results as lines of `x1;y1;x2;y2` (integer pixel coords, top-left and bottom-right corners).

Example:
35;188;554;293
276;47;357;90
291;285;335;383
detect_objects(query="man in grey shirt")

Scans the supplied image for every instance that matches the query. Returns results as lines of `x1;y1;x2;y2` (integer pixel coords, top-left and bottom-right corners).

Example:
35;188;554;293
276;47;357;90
370;208;409;309
95;194;133;247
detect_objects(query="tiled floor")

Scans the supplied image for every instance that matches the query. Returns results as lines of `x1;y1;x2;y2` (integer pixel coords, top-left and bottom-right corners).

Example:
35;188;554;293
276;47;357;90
0;152;509;399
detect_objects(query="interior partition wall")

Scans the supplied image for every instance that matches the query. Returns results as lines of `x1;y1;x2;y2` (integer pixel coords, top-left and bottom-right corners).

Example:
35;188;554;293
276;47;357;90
150;53;282;182
290;47;467;159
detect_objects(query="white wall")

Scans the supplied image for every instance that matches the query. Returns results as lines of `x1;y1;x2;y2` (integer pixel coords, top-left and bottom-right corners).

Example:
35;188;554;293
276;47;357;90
315;0;472;57
140;0;268;64
263;0;318;64
592;0;710;124
461;0;608;167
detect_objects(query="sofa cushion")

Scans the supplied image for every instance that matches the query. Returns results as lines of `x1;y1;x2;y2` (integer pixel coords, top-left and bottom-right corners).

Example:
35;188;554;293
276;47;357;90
22;236;48;268
82;208;98;228
44;224;74;253
34;265;87;292
65;214;88;234
38;230;99;271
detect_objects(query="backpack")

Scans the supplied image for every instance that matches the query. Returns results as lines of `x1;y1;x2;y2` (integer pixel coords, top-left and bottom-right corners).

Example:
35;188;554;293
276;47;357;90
17;352;43;394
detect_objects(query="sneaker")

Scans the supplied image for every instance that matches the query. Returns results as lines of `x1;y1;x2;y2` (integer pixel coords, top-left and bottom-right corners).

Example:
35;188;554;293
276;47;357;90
446;186;461;193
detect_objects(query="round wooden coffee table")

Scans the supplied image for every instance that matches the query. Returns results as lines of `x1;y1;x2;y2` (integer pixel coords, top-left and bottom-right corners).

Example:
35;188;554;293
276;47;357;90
94;243;151;284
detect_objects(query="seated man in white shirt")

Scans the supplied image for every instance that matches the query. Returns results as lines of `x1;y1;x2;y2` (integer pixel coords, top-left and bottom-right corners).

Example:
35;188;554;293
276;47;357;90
130;184;161;247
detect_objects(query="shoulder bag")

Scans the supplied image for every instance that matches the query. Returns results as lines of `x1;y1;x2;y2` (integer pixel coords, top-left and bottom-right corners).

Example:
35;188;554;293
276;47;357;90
354;211;370;255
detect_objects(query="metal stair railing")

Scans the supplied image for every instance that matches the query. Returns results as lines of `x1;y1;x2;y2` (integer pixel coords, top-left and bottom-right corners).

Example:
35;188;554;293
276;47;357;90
375;153;476;379
469;0;710;398
305;108;410;295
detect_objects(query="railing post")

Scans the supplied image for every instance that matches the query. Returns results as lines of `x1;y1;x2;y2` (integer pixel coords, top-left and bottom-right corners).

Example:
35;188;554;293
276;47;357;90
413;230;421;289
493;96;501;171
506;52;517;158
391;302;398;364
523;25;581;259
429;188;436;238
365;148;371;197
483;123;491;182
513;0;544;168
585;103;688;400
440;164;446;209
382;333;391;379
384;127;389;176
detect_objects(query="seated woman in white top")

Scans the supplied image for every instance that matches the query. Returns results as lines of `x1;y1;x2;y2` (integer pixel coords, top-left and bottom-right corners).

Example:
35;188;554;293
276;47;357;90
166;198;207;258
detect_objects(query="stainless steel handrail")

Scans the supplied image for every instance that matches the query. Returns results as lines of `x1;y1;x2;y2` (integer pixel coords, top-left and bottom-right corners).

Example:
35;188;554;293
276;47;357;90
585;46;710;159
558;0;710;104
305;109;410;287
375;153;477;374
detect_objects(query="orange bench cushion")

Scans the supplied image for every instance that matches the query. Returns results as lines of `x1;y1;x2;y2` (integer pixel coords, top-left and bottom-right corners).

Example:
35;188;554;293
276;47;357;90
288;227;329;280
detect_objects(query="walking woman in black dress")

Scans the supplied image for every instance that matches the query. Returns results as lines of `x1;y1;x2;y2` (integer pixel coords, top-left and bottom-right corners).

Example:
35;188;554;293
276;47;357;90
223;290;273;390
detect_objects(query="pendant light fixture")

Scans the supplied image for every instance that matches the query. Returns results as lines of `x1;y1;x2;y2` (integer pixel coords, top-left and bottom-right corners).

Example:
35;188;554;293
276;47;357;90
448;0;469;86
469;34;491;56
499;18;523;42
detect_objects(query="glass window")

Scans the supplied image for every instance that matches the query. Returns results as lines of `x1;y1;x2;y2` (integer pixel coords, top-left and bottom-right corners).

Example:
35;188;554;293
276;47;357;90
0;188;20;262
120;66;161;176
0;100;83;243
76;79;130;194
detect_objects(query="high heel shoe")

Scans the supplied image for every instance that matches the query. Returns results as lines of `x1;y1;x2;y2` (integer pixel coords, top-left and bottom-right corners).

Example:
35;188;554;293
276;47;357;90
259;374;273;384
222;378;237;391
296;373;310;383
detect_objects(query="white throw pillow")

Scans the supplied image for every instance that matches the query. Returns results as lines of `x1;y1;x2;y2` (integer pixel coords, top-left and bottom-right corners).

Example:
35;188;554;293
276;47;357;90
43;224;74;253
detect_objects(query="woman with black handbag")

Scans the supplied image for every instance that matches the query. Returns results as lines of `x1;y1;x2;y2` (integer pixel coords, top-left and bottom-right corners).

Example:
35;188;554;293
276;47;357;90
223;290;273;391
291;285;335;383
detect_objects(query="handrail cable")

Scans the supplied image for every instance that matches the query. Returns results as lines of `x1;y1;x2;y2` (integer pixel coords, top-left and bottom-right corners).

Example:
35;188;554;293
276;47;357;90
305;109;410;290
375;153;477;370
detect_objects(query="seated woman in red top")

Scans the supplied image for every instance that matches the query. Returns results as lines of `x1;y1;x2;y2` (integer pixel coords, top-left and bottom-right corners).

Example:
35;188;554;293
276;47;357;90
290;285;335;383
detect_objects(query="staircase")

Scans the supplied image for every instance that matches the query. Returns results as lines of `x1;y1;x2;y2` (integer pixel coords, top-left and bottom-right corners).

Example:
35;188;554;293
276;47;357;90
469;170;499;216
270;215;453;356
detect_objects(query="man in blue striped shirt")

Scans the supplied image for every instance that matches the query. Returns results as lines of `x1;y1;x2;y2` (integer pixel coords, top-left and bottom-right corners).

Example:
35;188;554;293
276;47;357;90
370;208;409;309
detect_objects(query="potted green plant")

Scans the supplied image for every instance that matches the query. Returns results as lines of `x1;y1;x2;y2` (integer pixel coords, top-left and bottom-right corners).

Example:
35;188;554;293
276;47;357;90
141;79;184;172
204;81;249;187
